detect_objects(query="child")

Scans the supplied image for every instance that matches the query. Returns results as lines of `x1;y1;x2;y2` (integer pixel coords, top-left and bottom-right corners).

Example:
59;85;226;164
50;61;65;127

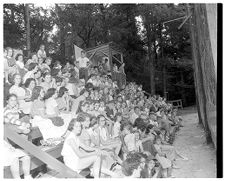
123;124;143;153
4;94;30;135
112;113;122;138
153;136;173;178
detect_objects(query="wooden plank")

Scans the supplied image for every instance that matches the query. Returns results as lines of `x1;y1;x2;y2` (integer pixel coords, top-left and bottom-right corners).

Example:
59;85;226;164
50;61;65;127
109;47;113;77
4;125;83;178
4;143;64;178
30;144;63;170
112;55;122;64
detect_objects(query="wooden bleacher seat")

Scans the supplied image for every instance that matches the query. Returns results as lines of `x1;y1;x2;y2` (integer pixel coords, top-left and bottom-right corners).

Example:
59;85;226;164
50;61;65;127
4;126;90;178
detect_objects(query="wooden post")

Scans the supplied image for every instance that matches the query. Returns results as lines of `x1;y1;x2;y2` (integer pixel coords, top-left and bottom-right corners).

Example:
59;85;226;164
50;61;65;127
108;46;113;78
25;4;31;57
180;71;187;106
161;23;167;98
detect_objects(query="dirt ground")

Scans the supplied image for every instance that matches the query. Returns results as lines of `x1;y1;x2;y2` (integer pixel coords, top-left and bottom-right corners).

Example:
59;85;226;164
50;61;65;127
172;106;216;178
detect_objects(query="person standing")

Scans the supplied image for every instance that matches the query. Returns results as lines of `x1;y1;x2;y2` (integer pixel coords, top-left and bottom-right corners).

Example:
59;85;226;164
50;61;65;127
37;44;47;60
76;50;90;83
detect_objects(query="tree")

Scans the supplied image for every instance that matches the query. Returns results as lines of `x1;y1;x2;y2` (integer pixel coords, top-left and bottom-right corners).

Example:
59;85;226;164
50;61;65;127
25;4;31;56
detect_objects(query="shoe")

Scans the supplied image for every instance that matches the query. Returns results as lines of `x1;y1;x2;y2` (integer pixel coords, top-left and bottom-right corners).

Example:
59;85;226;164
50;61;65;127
24;175;33;179
172;165;180;169
110;162;118;170
182;157;189;161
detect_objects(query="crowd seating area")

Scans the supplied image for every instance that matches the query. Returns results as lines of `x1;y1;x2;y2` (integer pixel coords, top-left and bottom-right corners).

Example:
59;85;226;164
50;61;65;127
3;46;188;178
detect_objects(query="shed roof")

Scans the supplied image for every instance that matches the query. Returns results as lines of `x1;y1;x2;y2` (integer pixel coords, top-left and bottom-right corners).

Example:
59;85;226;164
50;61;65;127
85;42;124;59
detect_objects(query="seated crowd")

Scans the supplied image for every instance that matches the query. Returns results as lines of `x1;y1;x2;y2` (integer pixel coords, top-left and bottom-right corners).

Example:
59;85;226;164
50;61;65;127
3;46;188;178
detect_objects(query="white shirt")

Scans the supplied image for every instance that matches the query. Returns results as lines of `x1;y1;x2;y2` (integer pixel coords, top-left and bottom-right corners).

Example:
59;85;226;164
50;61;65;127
9;85;26;98
9;85;32;114
77;57;89;68
124;133;138;152
23;71;35;83
45;98;58;115
37;49;47;59
130;112;139;125
112;122;121;138
16;61;25;69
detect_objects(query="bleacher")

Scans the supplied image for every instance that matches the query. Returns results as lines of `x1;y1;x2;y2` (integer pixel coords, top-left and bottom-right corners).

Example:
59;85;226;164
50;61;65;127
4;126;85;178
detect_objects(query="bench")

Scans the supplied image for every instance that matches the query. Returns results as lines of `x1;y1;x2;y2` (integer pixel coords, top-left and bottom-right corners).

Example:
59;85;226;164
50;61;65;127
4;143;64;178
4;126;86;178
168;99;183;109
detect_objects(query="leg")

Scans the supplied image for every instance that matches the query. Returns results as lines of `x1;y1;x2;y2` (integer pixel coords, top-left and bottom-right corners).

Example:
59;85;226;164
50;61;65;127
100;167;120;177
84;68;88;83
20;155;31;178
76;155;101;178
167;167;173;177
161;168;168;178
102;141;122;156
10;158;20;179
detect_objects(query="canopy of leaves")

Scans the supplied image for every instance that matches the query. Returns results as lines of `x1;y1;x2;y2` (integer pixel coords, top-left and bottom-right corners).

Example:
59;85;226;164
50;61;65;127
3;3;196;105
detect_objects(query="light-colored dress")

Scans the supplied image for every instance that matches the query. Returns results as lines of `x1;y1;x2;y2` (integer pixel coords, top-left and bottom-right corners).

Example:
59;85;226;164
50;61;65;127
61;132;82;172
154;144;172;169
30;100;72;140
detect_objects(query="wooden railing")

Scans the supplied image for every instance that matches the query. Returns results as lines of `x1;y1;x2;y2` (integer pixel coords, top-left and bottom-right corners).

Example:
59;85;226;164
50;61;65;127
4;125;83;178
168;99;183;109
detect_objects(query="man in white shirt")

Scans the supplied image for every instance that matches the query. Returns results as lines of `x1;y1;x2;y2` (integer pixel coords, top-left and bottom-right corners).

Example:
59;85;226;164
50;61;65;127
37;44;47;59
76;51;90;83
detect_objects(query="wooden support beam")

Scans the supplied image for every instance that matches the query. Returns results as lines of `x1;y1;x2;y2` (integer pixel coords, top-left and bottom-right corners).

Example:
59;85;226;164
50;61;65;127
4;125;83;178
108;47;113;77
120;54;124;63
98;50;110;58
88;50;97;60
112;55;122;64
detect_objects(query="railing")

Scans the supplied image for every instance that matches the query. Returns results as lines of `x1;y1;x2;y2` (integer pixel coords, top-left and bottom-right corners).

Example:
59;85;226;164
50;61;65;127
4;125;83;178
167;99;183;109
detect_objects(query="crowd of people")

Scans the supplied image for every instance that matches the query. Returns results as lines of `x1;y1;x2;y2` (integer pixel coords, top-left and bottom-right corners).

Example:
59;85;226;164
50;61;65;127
3;45;188;178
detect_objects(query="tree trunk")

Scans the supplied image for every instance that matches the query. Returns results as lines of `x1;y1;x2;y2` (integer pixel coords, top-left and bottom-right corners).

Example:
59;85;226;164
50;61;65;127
180;71;187;106
149;49;155;95
25;4;31;57
55;4;65;60
144;16;155;95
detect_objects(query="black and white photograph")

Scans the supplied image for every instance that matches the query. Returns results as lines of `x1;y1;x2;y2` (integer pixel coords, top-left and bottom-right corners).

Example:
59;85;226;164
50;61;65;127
2;1;220;178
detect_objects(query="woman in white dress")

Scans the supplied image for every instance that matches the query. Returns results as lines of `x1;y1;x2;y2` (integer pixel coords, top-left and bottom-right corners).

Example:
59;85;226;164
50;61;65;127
61;121;117;178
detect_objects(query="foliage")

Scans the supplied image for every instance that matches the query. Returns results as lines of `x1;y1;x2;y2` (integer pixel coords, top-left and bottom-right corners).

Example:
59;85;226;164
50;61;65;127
3;3;196;106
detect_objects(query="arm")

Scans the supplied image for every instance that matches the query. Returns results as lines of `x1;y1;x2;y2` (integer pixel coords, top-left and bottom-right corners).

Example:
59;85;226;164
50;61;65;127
54;106;60;116
68;139;99;159
90;129;101;146
78;139;98;152
105;127;111;140
141;136;154;143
